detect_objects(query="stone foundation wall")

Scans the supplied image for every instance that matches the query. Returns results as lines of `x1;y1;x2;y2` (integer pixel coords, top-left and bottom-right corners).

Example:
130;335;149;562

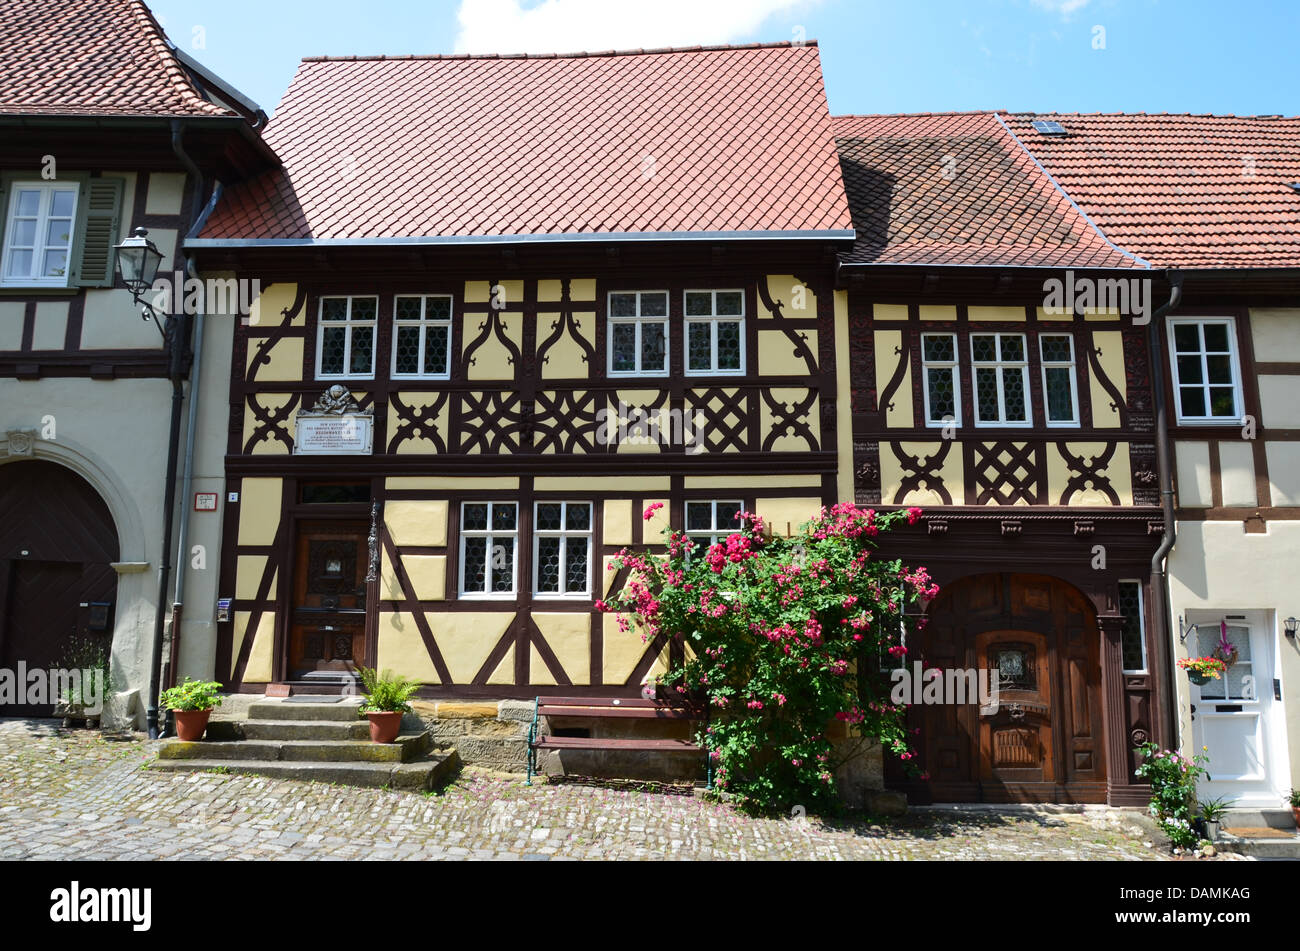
409;700;533;773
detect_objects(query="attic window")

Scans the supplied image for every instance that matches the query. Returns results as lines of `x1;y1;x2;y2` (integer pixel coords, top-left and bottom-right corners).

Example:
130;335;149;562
1031;120;1068;136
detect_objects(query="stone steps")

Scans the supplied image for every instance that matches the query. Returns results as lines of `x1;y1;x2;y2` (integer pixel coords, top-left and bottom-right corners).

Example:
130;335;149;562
148;751;460;791
158;732;431;763
151;697;460;792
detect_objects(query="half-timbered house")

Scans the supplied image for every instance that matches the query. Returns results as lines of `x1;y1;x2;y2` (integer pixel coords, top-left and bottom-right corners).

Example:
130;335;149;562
187;43;859;705
0;0;273;722
1011;112;1300;816
835;113;1173;805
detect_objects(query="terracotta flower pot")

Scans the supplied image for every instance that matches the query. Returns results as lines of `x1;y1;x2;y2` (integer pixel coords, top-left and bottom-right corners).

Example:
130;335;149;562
1291;805;1300;829
174;709;212;741
367;711;403;744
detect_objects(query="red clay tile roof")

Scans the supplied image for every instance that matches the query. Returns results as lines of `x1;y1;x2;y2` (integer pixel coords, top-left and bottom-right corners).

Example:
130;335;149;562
833;112;1143;269
0;0;232;118
1005;112;1300;269
198;43;853;243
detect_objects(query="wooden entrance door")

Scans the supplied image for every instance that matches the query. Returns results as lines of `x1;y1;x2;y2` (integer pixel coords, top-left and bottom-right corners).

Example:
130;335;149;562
0;461;119;716
906;573;1107;803
288;521;369;680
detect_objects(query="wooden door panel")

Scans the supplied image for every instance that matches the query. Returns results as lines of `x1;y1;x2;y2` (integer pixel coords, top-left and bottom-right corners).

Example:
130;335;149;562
288;521;369;679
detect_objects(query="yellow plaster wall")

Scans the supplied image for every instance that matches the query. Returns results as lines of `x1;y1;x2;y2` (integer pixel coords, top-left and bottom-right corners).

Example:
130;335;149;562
757;328;817;376
463;312;522;380
385;476;518;491
432;612;514;683
539;312;594;380
601;613;664;685
879;441;965;506
1089;330;1125;428
244;395;296;454
603;500;633;546
760;274;817;318
874;303;908;322
1045;442;1133;506
835;289;854;503
533;613;591;685
390;393;449;453
760;389;819;451
874;330;913;427
246;337;304;381
231;612;275;682
968;306;1026;322
377;612;443;684
384;500;448;547
234;557;274;600
237;478;281;545
754;497;823;535
247;283;301;328
380;554;446;601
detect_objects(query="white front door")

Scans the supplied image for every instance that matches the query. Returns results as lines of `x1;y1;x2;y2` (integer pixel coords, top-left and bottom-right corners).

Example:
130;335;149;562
1189;611;1288;809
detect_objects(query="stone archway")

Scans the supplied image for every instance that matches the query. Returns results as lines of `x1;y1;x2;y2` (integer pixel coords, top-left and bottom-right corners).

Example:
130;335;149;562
0;460;120;715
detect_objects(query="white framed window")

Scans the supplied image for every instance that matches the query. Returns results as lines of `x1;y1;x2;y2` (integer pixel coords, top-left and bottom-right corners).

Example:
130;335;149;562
1039;333;1080;426
1;182;79;287
607;291;668;377
1118;580;1148;674
317;296;377;379
392;294;453;379
533;501;593;598
685;289;745;375
971;332;1029;426
1168;317;1244;423
921;332;961;427
1195;620;1256;702
459;502;517;598
685;499;744;556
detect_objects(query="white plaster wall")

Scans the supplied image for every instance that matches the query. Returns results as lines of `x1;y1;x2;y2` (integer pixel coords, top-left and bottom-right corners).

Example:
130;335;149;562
1167;520;1300;799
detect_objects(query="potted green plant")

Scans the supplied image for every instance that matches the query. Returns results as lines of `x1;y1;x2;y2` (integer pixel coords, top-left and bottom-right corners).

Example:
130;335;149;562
52;635;113;729
1177;656;1227;686
159;678;224;741
1198;796;1233;841
354;667;419;743
1288;789;1300;829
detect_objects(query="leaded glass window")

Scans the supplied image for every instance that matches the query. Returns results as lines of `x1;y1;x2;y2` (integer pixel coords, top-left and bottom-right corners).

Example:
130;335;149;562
317;296;378;379
684;289;744;374
1039;333;1079;426
1118;580;1147;672
392;294;453;379
533;502;593;597
607;291;668;376
685;499;743;559
971;333;1029;426
460;502;517;597
921;333;960;426
1168;318;1243;422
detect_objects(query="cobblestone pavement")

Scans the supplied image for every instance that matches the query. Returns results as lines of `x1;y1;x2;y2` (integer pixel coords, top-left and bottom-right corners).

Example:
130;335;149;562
0;719;1191;860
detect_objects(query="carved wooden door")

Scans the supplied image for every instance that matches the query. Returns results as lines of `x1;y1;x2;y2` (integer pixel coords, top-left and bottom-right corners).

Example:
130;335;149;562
288;521;369;679
976;629;1053;783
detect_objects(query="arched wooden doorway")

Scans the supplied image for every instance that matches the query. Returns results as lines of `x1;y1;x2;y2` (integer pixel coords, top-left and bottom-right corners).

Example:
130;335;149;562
0;461;119;716
896;572;1108;803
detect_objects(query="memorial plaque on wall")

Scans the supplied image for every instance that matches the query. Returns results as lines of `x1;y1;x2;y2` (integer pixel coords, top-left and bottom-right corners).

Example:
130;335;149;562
294;385;374;455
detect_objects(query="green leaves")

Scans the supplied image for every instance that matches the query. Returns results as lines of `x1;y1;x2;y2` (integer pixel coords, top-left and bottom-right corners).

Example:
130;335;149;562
353;666;420;714
159;678;224;712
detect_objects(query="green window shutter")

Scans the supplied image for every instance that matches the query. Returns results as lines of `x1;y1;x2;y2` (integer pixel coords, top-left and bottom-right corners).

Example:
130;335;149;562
71;177;124;288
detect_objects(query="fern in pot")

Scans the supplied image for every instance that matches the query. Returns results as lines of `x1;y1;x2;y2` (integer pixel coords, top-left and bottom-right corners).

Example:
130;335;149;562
354;667;419;743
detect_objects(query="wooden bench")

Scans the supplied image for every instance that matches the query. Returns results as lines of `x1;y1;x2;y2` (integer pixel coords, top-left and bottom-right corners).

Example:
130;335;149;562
526;696;707;785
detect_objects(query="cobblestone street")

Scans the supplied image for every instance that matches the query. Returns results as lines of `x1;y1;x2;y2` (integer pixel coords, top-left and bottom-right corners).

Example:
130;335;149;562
0;720;1182;861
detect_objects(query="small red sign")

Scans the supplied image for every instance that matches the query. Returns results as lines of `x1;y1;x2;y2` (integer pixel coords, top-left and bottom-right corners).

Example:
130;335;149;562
194;492;219;512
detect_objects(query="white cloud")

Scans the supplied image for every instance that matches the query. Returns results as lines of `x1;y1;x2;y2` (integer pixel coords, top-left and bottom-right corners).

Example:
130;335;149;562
453;0;815;55
1030;0;1092;17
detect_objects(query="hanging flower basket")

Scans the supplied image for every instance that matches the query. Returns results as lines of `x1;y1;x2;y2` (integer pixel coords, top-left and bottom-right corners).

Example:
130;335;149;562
1178;656;1226;685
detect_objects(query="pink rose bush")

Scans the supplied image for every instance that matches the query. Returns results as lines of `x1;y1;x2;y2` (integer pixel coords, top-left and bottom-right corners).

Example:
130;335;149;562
599;502;936;813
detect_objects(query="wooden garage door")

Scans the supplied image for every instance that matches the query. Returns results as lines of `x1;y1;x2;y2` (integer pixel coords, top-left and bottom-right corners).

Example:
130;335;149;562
0;461;119;716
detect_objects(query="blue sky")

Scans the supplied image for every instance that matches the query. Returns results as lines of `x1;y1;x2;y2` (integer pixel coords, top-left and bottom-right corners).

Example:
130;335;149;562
149;0;1299;119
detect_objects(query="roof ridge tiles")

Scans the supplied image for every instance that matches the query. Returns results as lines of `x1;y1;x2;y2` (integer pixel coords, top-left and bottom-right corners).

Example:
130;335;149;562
301;40;814;64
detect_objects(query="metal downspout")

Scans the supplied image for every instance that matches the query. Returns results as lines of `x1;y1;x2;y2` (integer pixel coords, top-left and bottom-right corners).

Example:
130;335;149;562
1147;271;1184;752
